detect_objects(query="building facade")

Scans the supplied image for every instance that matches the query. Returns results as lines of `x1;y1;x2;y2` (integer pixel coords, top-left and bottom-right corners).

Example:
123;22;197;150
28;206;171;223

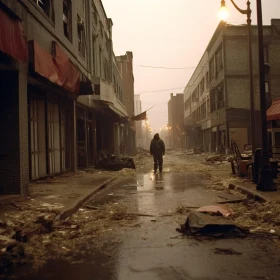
184;20;280;153
134;94;143;149
116;52;136;155
168;93;184;150
0;0;133;194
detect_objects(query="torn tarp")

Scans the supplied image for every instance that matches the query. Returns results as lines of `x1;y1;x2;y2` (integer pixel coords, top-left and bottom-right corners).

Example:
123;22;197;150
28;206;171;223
196;205;234;217
178;212;247;237
131;111;146;121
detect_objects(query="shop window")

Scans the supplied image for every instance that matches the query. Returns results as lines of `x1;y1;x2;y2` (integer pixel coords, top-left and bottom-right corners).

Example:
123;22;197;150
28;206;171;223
63;0;72;40
77;14;85;57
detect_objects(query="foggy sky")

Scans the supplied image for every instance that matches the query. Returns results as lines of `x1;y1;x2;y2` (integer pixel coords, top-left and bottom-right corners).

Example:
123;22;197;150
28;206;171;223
102;0;280;133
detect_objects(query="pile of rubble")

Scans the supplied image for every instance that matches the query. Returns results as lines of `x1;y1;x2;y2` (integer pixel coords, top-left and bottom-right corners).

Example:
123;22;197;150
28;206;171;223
176;199;280;238
95;150;135;171
0;199;138;275
206;154;233;163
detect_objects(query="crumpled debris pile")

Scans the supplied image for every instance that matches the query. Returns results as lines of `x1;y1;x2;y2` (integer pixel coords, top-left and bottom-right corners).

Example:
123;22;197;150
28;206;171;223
0;200;137;275
177;199;280;238
177;211;247;238
95;150;135;171
206;154;233;164
184;148;205;155
231;201;280;231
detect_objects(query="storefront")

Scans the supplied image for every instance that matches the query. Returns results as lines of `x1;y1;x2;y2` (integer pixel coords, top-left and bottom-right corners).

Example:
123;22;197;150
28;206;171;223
27;40;79;179
0;5;28;194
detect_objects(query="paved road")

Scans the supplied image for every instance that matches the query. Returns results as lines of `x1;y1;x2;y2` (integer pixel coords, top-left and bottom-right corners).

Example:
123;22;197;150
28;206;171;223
9;155;280;280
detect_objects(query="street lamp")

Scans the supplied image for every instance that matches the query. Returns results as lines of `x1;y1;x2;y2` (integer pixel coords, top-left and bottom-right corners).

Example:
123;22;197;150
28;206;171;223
219;0;256;155
255;0;276;191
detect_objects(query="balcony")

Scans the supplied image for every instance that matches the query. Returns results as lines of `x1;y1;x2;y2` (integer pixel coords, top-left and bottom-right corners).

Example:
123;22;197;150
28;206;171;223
91;77;128;117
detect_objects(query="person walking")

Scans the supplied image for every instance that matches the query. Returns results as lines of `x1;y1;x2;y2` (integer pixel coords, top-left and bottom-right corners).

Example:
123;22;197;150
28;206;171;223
150;133;165;173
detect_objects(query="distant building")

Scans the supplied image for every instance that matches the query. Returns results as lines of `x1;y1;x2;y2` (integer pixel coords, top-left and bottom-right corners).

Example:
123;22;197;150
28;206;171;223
184;20;280;153
134;94;143;149
116;52;136;154
168;93;184;150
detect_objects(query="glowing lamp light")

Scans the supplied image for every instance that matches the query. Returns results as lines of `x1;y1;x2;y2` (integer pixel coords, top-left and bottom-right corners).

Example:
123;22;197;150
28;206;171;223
219;0;229;21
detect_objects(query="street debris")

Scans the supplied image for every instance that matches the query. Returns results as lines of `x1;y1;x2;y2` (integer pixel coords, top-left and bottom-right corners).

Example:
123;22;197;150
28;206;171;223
217;198;248;204
206;154;227;163
230;201;280;231
196;205;234;217
213;248;242;255
95;150;136;171
176;204;199;214
177;212;247;237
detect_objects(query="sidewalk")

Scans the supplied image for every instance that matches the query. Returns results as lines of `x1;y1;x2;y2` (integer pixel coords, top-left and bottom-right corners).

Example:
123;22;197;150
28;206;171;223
0;170;116;221
229;179;280;203
205;160;280;203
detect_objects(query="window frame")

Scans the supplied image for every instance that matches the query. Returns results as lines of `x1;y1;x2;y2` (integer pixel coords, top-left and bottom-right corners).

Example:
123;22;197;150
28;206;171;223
32;0;55;22
77;14;86;57
63;0;72;41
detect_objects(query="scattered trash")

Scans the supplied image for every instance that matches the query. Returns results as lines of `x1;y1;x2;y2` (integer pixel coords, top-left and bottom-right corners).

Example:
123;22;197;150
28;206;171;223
196;205;234;217
206;154;227;163
216;198;248;204
95;150;135;171
213;248;242;255
84;205;99;210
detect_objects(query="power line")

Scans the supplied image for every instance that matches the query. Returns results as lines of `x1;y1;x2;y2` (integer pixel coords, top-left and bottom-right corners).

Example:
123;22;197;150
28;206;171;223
136;87;185;94
136;65;196;70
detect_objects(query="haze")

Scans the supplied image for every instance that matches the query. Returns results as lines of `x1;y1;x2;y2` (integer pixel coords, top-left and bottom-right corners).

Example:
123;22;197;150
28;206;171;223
102;0;280;133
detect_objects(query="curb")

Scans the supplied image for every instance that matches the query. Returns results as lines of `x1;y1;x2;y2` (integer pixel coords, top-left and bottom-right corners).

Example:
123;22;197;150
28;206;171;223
55;177;116;221
228;183;268;203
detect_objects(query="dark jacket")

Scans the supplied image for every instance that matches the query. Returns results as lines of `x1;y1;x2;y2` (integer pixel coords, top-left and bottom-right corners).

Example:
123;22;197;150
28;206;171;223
150;134;165;156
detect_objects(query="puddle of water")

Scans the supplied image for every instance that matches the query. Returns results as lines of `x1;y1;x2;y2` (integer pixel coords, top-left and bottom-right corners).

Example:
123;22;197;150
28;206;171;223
136;172;208;193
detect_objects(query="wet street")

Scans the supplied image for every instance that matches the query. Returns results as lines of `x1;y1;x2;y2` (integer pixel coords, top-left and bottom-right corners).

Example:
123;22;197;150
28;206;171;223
5;154;280;280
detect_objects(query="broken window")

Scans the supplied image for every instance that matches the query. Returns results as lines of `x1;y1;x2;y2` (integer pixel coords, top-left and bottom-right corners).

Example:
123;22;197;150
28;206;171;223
205;72;209;88
216;46;223;73
210;88;216;112
209;57;215;82
200;78;205;95
34;0;48;13
63;0;72;40
33;0;55;21
77;14;85;57
104;58;109;80
217;84;225;109
99;48;102;77
206;98;210;116
92;34;96;75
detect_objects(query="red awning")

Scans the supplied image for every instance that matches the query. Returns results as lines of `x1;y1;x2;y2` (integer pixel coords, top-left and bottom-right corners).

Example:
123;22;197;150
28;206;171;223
29;41;80;93
53;42;80;93
31;41;60;85
0;8;27;62
267;98;280;121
